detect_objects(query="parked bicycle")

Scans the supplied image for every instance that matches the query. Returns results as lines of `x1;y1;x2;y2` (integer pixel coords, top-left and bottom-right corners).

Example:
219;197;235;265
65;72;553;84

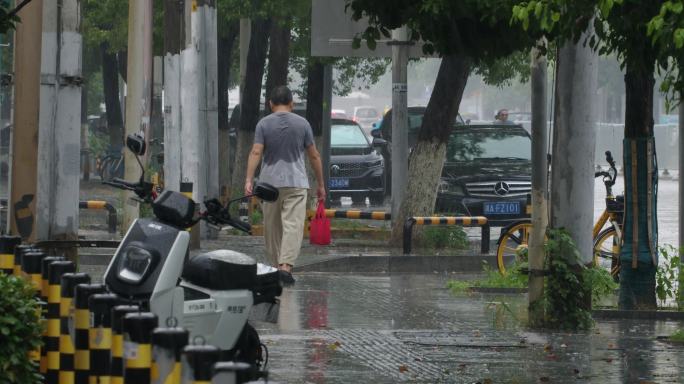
496;151;623;277
96;145;124;181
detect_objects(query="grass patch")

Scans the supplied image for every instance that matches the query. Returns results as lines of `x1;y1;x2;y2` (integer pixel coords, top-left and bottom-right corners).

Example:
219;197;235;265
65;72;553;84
418;226;468;250
671;329;684;342
447;262;528;293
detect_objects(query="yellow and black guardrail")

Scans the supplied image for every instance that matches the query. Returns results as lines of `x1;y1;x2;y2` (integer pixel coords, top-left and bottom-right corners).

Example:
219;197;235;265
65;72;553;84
79;200;118;233
403;216;490;255
306;209;391;221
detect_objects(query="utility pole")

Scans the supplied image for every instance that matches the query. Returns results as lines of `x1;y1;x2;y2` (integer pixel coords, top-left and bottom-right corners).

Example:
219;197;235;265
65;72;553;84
180;0;219;244
9;0;43;241
679;100;684;309
322;64;333;206
163;0;185;193
35;0;83;249
390;26;409;220
528;40;548;327
122;0;153;232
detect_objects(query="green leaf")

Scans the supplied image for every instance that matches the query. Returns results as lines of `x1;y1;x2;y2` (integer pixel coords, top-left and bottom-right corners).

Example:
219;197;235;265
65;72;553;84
674;28;684;49
551;12;560;22
367;38;377;50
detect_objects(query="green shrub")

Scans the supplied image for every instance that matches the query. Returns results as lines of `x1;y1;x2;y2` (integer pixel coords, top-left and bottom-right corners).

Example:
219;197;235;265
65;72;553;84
671;329;684;343
0;274;43;383
420;226;468;249
655;244;681;309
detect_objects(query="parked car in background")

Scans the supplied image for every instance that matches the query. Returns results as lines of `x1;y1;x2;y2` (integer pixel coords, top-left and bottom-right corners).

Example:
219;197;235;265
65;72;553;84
352;106;380;135
329;119;386;206
436;123;531;226
331;109;348;119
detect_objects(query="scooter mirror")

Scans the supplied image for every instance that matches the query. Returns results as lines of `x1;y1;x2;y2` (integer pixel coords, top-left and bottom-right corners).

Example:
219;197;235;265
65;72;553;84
254;182;278;202
126;132;146;156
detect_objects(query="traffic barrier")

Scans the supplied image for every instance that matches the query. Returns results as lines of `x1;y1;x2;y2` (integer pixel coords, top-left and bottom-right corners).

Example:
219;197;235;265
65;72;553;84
111;305;140;384
403;216;490;255
21;250;47;367
40;257;66;375
79;200;118;233
306;208;391;221
123;312;158;384
74;284;106;384
46;260;76;384
13;244;35;276
211;361;253;384
89;293;121;384
59;273;91;384
151;327;189;384
0;235;21;275
182;345;221;384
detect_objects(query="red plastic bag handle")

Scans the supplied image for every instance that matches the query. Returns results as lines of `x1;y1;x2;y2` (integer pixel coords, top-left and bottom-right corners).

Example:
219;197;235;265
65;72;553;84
315;200;326;219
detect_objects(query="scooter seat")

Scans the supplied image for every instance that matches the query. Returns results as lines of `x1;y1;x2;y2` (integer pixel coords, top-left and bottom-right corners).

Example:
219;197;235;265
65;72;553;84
182;250;257;290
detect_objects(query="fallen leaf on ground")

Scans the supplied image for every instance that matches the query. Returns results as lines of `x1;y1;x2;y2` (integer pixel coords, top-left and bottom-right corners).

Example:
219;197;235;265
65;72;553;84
328;341;341;351
399;365;409;373
544;344;553;352
539;377;550;382
483;379;493;384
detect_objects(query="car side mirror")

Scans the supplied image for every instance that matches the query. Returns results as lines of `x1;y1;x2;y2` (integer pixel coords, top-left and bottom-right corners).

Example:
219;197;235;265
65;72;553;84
370;128;382;139
372;138;387;147
254;182;279;202
126;132;146;156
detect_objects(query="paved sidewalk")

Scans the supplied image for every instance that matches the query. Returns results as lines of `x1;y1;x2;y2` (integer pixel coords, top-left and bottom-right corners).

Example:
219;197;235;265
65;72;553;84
256;274;684;383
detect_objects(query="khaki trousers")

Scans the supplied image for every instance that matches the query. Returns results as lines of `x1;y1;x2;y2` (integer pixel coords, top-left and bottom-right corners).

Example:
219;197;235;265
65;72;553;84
262;187;308;267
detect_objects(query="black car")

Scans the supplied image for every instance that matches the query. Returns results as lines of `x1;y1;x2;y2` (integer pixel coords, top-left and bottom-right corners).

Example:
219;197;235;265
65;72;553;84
436;124;531;226
329;119;386;205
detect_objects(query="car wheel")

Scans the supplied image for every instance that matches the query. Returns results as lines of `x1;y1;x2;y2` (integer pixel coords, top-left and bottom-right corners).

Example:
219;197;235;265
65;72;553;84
369;193;384;206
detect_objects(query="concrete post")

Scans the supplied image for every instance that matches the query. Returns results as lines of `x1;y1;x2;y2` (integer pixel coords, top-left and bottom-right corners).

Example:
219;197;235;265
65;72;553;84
163;0;185;193
122;0;153;232
551;31;598;265
35;0;83;248
9;0;43;241
322;64;333;206
528;40;548;327
390;26;409;220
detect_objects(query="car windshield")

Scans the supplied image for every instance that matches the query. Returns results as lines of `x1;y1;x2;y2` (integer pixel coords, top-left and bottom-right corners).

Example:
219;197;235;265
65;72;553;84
446;129;531;162
332;124;369;147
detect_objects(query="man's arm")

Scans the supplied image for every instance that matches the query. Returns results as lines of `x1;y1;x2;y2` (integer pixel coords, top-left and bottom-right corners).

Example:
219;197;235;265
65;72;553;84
306;144;326;200
245;143;264;195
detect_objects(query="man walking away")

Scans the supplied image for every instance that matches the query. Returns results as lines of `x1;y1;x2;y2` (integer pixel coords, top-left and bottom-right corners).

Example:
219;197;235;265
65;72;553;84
244;86;326;284
493;109;516;125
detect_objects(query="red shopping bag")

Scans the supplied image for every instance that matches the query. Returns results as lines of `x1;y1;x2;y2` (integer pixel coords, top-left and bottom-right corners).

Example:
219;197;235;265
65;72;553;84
310;200;331;245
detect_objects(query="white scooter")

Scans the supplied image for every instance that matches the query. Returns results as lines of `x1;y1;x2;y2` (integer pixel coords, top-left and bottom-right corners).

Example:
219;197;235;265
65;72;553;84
102;133;282;375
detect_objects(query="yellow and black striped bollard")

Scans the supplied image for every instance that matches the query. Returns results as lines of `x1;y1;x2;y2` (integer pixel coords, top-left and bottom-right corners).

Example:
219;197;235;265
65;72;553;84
151;327;189;384
211;361;253;384
20;250;47;368
41;256;66;303
0;235;21;275
13;243;35;277
111;306;139;384
41;257;67;377
46;260;76;384
60;273;91;384
74;284;106;384
123;312;158;384
182;345;221;384
89;293;120;384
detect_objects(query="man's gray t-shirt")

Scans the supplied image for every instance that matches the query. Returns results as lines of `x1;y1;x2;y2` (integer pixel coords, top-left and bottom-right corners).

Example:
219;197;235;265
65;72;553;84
254;111;314;188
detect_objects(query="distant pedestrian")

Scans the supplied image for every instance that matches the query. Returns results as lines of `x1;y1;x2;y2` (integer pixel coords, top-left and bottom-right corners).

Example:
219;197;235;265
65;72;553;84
245;85;326;284
494;109;515;125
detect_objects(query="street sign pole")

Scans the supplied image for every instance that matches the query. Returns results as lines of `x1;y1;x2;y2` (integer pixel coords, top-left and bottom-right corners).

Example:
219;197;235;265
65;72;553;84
390;26;409;220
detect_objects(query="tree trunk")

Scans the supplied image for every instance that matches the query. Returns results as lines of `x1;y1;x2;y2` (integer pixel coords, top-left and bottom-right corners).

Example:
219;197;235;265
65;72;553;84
263;18;291;114
218;20;239;199
619;56;658;310
305;61;324;209
389;54;470;245
231;18;271;189
101;43;124;149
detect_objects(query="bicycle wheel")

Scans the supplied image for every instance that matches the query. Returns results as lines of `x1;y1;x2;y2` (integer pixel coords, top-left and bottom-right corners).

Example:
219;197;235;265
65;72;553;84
593;227;620;280
496;221;533;275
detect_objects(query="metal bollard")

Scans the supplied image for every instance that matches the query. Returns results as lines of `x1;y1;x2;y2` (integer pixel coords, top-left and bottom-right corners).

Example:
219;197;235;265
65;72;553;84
74;284;106;384
123;312;158;384
46;260;76;384
41;256;66;303
13;243;35;277
0;235;21;275
211;361;253;384
182;345;221;384
88;293;121;384
111;306;140;384
41;256;66;373
59;273;91;384
151;326;189;384
20;250;46;368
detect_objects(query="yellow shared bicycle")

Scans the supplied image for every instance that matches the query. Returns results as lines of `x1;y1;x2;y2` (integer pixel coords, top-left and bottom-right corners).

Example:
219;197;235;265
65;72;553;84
496;150;623;277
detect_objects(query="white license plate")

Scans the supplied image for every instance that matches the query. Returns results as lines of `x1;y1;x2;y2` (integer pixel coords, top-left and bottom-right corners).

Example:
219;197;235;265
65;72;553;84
483;201;520;215
329;178;349;189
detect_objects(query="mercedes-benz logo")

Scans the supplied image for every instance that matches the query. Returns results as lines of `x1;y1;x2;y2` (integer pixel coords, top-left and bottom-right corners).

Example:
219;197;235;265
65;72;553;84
331;164;340;175
494;181;510;196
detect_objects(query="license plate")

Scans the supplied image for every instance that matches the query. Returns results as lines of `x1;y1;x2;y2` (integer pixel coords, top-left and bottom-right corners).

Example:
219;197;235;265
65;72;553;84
483;201;520;215
329;178;349;189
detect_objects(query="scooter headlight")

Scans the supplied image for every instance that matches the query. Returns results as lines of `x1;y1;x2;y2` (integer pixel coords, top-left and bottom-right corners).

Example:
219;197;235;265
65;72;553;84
117;243;158;285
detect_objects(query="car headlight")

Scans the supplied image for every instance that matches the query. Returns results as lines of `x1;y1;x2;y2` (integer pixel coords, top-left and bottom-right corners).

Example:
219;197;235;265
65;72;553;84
438;181;465;195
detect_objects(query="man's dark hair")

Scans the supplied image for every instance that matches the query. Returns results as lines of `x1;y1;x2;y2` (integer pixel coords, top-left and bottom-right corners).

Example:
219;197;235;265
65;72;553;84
270;86;293;106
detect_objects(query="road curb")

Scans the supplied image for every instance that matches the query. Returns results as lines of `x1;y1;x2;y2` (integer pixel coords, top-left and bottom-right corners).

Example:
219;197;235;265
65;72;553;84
296;255;510;273
592;309;684;320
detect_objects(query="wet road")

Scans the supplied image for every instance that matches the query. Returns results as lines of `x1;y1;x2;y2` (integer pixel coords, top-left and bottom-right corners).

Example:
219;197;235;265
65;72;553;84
258;274;684;383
